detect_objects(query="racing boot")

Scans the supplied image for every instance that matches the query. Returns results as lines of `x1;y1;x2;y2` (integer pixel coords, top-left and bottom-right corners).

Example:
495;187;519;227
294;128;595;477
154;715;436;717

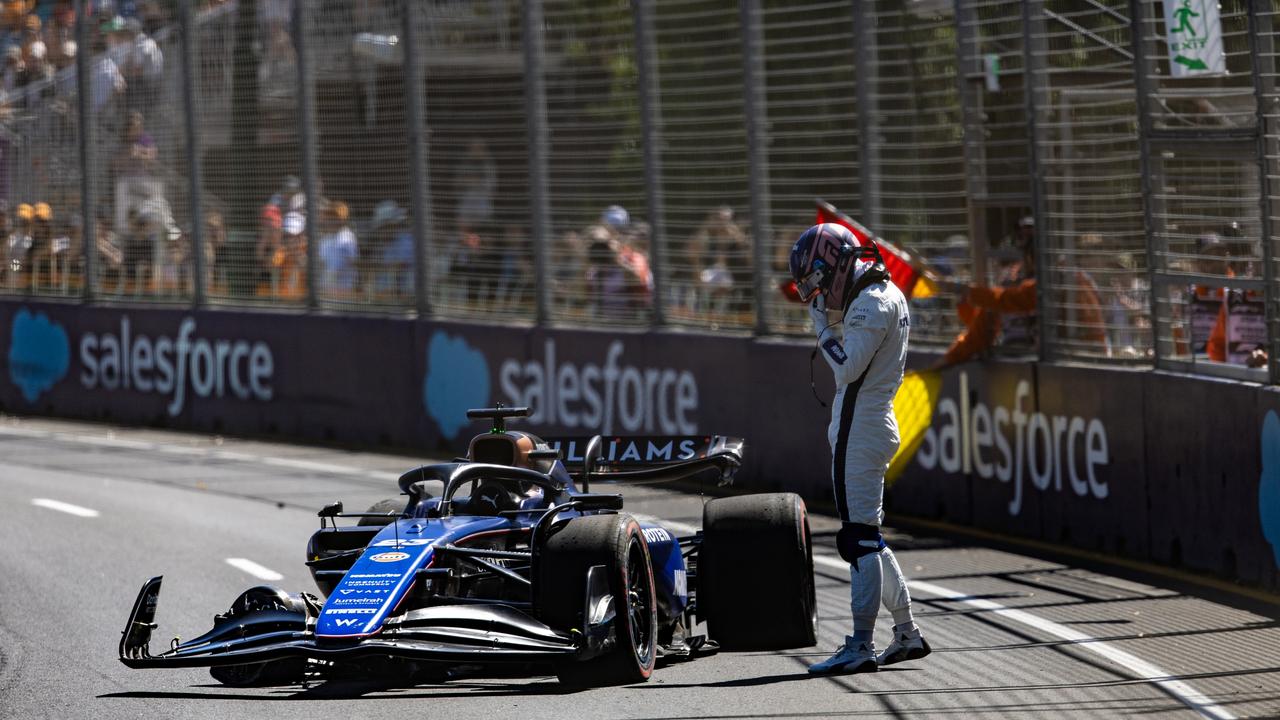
877;626;931;666
808;637;878;675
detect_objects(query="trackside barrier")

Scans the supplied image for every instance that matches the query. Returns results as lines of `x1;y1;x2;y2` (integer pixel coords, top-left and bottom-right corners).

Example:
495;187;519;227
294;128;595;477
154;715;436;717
0;300;1275;592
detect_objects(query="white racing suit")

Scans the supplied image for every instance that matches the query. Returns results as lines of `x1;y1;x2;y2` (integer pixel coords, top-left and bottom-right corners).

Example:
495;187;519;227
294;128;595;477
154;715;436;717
813;272;915;644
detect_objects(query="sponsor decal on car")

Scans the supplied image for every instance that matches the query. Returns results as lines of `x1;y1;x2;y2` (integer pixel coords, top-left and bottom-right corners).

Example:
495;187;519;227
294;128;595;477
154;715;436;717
642;527;671;544
339;588;389;595
324;608;377;615
369;552;410;563
332;597;382;605
343;580;395;587
348;573;400;578
372;538;431;547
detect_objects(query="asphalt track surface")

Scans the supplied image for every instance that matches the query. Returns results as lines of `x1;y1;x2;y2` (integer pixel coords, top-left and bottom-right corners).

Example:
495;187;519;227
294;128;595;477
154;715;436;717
1;416;1278;720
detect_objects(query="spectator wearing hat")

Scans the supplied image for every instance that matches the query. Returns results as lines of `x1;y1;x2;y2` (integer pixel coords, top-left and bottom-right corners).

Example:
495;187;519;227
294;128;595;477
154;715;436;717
318;200;358;295
18;13;48;82
203;209;227;291
934;215;1039;367
1184;233;1229;357
111;110;160;235
5;202;33;288
278;210;306;298
368;199;413;298
255;202;283;291
2;45;24;95
120;15;162;116
688;205;750;316
45;5;76;72
26;201;52;288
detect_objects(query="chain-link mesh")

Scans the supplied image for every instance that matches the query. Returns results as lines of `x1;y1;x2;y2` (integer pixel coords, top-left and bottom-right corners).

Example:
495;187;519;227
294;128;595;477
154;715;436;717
1137;0;1265;372
1032;0;1149;361
868;1;969;346
427;2;532;320
758;0;859;335
1261;2;1280;377
197;0;304;306
0;36;81;297
544;2;646;326
655;1;751;332
8;0;1280;382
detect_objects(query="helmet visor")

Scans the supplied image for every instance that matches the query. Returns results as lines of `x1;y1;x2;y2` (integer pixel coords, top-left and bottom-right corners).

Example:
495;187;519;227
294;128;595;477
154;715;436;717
795;263;829;303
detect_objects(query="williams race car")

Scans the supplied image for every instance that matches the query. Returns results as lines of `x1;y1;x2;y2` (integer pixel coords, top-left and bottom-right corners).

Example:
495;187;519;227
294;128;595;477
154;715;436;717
119;405;817;687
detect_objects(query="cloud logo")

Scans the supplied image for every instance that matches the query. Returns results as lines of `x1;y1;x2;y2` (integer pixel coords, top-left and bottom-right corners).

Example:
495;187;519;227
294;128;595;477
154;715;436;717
424;331;489;440
1261;411;1280;568
7;308;70;403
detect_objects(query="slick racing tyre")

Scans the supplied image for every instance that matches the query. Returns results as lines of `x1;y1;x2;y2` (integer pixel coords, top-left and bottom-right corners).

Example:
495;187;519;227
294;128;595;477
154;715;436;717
699;493;817;650
357;497;407;527
536;514;657;687
208;587;311;687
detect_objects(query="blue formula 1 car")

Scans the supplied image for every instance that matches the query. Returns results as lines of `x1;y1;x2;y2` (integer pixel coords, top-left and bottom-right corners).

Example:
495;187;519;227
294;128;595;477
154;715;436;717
119;405;817;687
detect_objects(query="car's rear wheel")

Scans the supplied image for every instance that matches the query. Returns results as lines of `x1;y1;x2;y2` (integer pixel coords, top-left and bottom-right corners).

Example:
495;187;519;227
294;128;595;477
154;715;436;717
698;493;817;650
535;513;657;687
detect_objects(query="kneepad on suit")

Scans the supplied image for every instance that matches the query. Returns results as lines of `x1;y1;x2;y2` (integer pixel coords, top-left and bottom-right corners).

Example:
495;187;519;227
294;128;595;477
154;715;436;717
837;522;886;563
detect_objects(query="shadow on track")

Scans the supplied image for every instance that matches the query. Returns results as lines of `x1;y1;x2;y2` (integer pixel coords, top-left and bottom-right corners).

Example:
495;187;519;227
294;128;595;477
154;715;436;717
98;678;579;702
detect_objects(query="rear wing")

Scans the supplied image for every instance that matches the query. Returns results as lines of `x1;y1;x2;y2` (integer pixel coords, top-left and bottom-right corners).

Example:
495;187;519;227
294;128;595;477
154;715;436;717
542;435;744;487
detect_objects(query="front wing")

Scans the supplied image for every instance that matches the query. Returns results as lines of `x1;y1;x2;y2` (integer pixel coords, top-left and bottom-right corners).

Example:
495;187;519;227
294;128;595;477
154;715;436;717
119;577;599;669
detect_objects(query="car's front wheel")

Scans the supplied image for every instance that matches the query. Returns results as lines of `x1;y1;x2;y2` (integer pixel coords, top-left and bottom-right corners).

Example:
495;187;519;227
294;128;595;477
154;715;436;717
535;513;657;687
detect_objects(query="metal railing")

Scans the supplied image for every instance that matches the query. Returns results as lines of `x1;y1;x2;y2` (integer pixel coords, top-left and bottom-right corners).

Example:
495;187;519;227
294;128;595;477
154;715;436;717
2;0;1279;383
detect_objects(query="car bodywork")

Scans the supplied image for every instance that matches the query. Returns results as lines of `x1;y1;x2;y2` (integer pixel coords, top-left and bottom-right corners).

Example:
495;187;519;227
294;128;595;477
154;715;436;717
119;407;751;684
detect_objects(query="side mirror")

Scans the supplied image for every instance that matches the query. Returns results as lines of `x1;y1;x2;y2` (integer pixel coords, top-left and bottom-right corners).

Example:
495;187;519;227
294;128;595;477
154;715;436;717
581;435;603;492
318;501;344;518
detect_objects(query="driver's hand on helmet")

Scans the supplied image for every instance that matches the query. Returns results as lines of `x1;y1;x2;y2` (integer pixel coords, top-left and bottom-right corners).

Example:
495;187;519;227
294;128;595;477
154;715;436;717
808;296;830;330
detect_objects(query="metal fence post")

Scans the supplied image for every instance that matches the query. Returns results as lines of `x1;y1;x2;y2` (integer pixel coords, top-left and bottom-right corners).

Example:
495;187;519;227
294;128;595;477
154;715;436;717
523;0;552;327
1021;0;1051;362
852;0;879;232
633;0;666;328
952;1;987;284
74;0;96;300
402;0;434;317
294;0;320;311
1128;0;1163;367
740;0;773;336
1248;0;1278;384
179;0;204;308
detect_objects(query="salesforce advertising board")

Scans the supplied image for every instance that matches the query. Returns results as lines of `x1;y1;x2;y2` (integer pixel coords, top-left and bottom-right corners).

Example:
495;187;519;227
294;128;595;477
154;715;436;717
4;306;277;420
3;301;1274;588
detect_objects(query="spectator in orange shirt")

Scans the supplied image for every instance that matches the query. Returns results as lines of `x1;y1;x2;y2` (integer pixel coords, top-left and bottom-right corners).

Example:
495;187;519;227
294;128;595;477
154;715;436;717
934;218;1108;368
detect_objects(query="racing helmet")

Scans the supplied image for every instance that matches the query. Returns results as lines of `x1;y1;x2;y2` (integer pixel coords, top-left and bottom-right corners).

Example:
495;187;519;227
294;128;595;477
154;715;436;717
790;223;881;308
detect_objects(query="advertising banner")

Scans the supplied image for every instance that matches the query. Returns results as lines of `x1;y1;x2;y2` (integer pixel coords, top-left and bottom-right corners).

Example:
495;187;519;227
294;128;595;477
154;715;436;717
2;299;1277;590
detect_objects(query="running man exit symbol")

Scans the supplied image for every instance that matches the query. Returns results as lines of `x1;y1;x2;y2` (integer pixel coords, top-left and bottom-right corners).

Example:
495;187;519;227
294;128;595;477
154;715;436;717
1163;0;1225;77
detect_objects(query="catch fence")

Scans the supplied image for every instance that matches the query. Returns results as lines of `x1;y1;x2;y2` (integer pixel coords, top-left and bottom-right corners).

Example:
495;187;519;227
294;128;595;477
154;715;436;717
2;0;1278;382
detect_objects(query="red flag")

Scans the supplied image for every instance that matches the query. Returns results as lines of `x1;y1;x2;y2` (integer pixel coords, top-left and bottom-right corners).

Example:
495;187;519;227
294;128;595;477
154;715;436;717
815;199;928;299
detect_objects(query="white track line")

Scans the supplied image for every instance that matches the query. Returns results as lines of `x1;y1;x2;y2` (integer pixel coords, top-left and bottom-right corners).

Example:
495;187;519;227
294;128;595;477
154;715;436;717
641;514;1231;720
906;578;1234;720
0;425;400;481
225;558;284;581
31;498;100;517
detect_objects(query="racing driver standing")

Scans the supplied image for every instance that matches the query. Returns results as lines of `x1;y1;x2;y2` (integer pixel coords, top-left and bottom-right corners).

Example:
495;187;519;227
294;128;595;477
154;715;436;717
789;223;931;675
